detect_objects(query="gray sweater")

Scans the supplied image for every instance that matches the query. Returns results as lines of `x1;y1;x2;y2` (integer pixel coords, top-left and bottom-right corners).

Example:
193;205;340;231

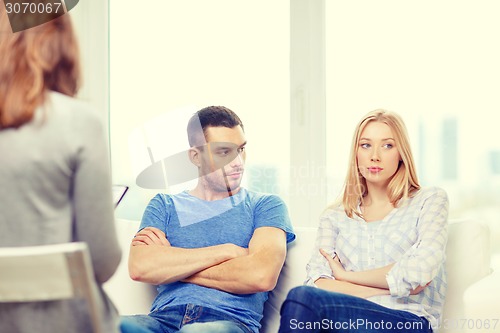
0;92;122;333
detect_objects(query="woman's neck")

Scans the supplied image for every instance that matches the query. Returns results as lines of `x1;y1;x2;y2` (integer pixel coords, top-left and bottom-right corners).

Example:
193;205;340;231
360;184;395;222
363;183;390;206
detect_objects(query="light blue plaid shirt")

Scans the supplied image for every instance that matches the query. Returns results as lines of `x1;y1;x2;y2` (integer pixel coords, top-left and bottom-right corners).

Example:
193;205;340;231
305;187;449;329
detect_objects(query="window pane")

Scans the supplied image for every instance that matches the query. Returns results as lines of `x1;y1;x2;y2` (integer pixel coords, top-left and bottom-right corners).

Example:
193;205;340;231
71;1;108;125
110;1;290;220
325;1;500;254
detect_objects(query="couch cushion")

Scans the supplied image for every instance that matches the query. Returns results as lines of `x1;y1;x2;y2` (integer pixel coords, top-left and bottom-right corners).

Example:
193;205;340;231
441;219;491;328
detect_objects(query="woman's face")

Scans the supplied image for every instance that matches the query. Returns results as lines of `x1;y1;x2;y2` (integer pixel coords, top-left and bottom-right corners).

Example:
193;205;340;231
356;121;401;187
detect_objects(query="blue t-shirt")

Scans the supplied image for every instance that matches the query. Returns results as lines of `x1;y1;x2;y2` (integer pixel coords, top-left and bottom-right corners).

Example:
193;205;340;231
139;188;295;332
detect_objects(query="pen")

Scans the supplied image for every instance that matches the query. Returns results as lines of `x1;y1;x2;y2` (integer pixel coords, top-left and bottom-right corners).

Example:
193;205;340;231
332;251;342;265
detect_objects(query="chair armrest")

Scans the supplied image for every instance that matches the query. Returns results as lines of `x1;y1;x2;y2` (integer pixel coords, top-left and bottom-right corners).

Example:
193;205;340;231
462;270;500;332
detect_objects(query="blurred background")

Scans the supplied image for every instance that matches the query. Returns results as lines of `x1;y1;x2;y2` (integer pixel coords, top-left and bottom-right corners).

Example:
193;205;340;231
73;1;500;264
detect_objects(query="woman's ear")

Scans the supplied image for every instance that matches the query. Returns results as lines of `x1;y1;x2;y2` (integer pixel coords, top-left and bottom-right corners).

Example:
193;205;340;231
188;147;201;167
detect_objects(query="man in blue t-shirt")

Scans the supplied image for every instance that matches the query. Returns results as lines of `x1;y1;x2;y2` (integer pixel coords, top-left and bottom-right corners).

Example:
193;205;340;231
121;106;295;333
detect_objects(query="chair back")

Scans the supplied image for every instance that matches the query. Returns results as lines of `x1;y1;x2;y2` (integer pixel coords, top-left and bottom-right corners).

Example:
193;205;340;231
0;242;103;333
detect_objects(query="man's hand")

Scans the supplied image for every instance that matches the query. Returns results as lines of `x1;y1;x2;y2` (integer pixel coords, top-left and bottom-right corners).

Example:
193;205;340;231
132;227;170;246
228;244;249;259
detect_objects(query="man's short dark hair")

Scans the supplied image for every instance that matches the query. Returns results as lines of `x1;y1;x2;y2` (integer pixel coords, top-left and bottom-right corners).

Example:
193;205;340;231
187;106;244;147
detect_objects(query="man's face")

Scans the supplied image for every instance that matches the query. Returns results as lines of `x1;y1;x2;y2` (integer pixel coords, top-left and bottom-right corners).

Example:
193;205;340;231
198;125;247;194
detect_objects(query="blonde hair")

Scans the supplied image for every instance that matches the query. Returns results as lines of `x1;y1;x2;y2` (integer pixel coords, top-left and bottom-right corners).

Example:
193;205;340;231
0;4;80;128
339;109;420;218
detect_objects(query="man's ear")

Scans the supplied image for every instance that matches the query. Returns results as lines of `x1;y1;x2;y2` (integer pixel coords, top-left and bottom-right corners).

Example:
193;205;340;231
188;147;201;167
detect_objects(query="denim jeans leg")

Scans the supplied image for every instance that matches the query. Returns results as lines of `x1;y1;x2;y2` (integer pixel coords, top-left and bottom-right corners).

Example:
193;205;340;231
120;305;187;333
120;315;163;333
279;286;432;333
177;320;247;333
178;304;254;333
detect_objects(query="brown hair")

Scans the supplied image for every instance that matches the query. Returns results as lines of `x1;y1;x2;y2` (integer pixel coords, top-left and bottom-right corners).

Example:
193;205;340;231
187;106;244;147
338;109;420;218
0;4;81;128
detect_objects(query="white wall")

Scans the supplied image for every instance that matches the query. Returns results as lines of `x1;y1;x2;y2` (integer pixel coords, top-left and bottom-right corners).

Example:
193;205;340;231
70;0;109;128
109;0;290;220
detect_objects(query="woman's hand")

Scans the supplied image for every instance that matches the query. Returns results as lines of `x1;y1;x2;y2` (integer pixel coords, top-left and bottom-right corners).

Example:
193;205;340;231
320;248;348;281
410;281;431;295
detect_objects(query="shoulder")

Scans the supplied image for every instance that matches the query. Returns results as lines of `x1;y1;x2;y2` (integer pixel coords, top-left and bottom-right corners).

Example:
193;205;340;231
141;193;179;230
46;91;101;121
47;92;106;135
320;204;349;221
244;189;295;242
402;186;449;211
413;186;448;202
243;189;287;208
147;192;177;208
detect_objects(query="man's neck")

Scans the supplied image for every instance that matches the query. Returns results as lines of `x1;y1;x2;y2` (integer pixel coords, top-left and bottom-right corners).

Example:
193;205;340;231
189;184;241;201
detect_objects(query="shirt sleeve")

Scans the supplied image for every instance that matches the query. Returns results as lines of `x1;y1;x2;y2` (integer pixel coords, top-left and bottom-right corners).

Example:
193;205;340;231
139;194;170;234
386;187;449;297
305;210;340;286
254;194;295;244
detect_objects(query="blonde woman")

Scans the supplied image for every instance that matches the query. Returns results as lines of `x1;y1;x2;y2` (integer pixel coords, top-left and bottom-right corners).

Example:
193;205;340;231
279;110;448;333
0;5;121;333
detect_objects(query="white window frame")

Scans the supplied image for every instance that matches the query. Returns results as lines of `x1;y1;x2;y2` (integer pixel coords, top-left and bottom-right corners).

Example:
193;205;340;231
289;0;327;226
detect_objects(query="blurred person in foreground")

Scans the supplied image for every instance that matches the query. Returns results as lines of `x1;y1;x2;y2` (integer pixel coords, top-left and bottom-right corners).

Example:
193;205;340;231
0;4;121;332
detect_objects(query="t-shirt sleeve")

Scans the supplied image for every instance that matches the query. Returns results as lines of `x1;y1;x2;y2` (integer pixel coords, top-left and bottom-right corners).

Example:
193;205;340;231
254;194;295;243
139;194;171;234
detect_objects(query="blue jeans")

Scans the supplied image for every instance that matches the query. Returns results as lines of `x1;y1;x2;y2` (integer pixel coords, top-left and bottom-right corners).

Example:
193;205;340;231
279;286;433;333
120;304;253;333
